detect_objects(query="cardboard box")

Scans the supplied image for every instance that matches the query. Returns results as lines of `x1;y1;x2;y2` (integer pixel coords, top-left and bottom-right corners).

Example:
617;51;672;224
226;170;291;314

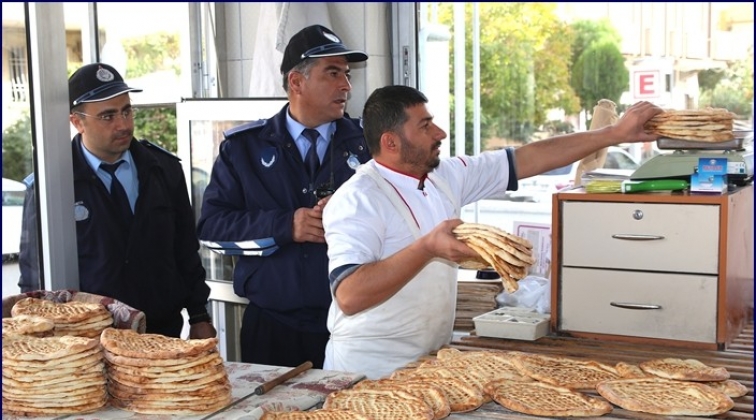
473;307;550;340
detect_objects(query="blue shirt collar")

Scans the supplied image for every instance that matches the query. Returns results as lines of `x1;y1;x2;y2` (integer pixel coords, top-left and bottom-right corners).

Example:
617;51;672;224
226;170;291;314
81;143;134;173
284;107;336;142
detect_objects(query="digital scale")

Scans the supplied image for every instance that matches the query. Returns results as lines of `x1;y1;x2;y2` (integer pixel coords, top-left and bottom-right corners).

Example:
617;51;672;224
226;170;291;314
630;131;754;186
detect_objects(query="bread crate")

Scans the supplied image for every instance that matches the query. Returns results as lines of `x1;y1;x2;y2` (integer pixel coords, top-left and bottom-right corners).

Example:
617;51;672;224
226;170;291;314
473;307;549;340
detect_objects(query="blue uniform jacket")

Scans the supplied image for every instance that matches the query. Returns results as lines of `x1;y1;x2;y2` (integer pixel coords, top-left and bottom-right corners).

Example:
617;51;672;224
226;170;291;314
196;105;371;333
19;135;210;324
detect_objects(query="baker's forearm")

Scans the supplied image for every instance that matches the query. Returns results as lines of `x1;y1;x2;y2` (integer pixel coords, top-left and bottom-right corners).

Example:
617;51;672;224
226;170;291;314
334;238;434;315
514;126;616;179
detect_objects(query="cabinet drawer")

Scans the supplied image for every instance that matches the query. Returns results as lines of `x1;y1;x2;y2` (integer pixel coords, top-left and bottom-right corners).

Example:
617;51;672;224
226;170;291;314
562;201;719;273
559;267;717;342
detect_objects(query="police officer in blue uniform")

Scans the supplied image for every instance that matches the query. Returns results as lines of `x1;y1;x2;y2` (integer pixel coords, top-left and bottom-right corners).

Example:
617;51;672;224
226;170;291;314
197;25;371;368
18;63;215;340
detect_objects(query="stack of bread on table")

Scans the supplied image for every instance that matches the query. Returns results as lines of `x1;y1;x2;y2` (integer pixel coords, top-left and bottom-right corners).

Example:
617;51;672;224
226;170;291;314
2;333;108;416
101;327;231;415
2;295;230;417
263;348;746;419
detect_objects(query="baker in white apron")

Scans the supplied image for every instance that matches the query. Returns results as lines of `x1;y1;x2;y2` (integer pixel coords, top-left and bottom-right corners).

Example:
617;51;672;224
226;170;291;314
324;161;478;379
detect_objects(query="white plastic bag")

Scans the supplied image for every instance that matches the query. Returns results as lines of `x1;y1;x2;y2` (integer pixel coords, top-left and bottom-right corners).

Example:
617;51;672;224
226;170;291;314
495;275;551;314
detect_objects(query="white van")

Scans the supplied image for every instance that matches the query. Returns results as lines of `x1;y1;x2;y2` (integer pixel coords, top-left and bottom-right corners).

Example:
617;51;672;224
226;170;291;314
2;177;26;256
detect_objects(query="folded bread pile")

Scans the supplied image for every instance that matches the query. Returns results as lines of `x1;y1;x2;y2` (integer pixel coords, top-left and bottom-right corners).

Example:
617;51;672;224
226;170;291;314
644;107;736;142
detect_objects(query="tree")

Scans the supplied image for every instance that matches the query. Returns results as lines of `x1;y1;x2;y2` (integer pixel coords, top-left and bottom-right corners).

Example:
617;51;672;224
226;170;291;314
571;41;629;113
121;32;182;78
2;112;33;182
699;47;753;119
568;19;622;74
568;19;628;120
122;32;181;152
438;3;579;152
133;106;178;153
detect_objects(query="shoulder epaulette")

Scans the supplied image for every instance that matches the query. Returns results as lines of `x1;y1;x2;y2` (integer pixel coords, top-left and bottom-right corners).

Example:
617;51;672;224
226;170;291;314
224;119;267;138
140;140;180;160
22;173;35;188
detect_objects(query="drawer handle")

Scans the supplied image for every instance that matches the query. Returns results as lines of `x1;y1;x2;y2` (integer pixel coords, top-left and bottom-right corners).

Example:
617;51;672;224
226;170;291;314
611;234;665;241
610;302;662;310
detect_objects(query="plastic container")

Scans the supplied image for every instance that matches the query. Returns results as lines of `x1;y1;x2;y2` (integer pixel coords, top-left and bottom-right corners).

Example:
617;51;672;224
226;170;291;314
472;307;550;340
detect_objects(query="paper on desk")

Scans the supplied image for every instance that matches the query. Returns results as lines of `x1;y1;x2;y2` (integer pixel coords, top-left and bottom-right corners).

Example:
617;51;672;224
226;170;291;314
514;222;551;279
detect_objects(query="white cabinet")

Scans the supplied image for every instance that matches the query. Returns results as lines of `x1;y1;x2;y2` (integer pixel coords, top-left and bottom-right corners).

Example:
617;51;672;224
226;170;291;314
551;186;753;350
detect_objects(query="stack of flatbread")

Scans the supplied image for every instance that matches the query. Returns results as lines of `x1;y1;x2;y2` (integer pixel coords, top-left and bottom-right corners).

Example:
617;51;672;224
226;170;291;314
644;107;736;142
2;334;108;416
100;327;232;415
2;315;55;338
10;297;114;338
453;223;535;294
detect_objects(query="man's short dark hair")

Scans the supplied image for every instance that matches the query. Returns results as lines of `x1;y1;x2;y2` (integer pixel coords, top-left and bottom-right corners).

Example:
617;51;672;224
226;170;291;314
362;85;428;155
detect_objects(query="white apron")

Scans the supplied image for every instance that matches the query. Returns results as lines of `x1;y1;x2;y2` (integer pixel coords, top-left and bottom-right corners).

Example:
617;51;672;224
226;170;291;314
325;164;460;379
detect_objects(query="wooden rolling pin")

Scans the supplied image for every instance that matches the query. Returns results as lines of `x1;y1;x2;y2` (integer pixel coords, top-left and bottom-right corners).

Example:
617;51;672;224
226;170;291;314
253;360;314;395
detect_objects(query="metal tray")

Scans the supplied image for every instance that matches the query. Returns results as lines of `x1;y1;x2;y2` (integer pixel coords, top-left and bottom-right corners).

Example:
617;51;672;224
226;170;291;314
657;131;751;151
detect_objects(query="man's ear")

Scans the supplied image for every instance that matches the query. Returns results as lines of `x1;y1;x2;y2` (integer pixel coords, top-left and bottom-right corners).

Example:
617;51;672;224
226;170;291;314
381;132;398;152
69;113;85;134
288;71;304;94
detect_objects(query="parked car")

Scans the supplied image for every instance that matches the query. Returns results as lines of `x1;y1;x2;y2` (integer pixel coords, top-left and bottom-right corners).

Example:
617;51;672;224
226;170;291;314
2;178;26;257
503;146;640;202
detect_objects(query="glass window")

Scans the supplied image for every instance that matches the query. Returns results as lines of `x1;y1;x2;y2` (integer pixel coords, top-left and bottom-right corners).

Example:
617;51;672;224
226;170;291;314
417;2;753;233
2;2;35;296
90;2;192;105
1;3;194;297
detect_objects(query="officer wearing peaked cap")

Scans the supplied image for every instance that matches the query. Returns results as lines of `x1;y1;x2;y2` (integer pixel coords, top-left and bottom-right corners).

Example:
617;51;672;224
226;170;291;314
19;62;215;340
197;25;372;369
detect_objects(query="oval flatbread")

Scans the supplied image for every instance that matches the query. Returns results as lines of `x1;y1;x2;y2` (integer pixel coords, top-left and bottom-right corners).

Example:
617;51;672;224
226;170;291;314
100;327;218;359
2;315;55;337
323;389;434;420
11;298;109;324
511;353;620;390
638;358;730;382
488;380;612;417
260;409;371;420
597;378;734;416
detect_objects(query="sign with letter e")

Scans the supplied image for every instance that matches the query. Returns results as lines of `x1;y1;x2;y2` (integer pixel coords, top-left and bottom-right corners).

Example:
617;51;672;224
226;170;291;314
633;70;660;100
